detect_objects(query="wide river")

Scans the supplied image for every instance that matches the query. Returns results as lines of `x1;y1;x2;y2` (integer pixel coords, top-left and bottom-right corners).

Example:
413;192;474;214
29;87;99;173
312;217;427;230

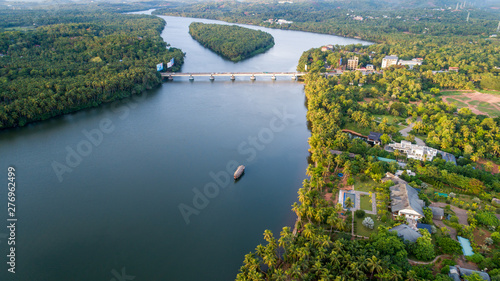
0;10;367;281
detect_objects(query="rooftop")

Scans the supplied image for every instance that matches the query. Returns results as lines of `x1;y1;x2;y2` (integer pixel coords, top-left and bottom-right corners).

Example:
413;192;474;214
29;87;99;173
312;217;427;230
368;131;383;142
430;206;444;217
390;183;425;217
390;224;422;242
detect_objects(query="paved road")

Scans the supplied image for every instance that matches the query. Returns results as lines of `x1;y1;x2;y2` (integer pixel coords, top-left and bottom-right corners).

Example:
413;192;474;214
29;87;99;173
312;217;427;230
399;117;425;146
430;202;469;226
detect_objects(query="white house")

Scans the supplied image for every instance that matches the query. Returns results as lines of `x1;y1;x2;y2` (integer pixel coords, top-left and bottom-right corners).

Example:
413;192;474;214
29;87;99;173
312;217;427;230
388;141;438;161
397;58;423;69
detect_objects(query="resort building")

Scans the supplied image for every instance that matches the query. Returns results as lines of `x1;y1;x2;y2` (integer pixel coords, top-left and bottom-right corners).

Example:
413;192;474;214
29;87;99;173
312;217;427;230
397;58;423;69
381;55;398;69
388;141;438;161
390;182;425;228
277;19;293;25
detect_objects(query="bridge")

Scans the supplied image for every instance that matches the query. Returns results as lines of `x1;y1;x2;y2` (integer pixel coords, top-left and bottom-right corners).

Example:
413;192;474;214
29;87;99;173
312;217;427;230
160;72;307;81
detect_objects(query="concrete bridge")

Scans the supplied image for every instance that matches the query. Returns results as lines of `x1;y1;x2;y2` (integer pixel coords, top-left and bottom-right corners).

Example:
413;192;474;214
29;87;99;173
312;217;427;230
160;72;307;81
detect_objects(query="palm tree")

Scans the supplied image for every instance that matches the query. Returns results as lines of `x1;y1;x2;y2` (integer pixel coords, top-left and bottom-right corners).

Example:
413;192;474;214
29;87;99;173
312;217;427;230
366;255;382;280
344;197;354;210
302;223;315;239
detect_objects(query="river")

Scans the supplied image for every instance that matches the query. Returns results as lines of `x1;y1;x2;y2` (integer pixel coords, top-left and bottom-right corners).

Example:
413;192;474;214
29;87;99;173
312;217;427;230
0;10;368;281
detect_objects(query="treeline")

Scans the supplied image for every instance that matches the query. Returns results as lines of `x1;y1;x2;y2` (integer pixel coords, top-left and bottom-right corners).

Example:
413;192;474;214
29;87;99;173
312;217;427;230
0;12;184;129
155;1;500;40
0;2;175;29
188;22;274;62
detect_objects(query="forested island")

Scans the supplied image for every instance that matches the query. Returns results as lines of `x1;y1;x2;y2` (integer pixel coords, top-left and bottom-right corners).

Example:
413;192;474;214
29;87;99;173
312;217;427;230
0;7;184;129
188;22;274;62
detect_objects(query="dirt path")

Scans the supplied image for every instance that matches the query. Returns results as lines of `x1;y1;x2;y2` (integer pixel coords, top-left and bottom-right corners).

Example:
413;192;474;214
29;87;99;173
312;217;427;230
408;255;450;265
399;117;425;146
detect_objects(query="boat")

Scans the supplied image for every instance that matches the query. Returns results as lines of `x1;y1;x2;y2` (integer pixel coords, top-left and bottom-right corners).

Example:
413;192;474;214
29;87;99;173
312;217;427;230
234;165;245;179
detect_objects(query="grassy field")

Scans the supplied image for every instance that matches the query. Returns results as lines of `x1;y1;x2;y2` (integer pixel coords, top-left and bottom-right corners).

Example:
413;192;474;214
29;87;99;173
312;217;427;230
478;89;500;95
343;122;372;136
3;26;35;31
445;97;468;108
354;177;380;192
477;104;500;117
360;194;372;211
373;114;406;130
455;96;471;101
440;91;463;96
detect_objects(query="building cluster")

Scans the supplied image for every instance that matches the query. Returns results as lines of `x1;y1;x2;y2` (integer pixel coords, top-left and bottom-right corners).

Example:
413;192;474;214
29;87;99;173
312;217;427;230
264;19;293;25
381;55;424;69
449;266;490;281
388;141;438;161
387;141;456;165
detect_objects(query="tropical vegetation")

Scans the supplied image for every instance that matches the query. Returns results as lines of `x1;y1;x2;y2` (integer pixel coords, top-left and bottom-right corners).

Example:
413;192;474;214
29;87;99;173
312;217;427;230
188;22;274;62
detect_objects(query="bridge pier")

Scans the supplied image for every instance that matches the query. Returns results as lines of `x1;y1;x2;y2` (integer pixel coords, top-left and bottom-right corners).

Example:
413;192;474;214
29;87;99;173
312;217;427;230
209;75;214;81
250;74;256;81
189;75;194;81
230;75;235;81
271;75;276;81
292;75;297;80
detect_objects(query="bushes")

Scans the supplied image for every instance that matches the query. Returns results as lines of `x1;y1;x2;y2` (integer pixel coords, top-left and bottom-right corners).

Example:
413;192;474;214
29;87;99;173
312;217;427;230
381;214;387;223
355;209;366;218
466;253;485;264
362;217;374;229
491;232;500;243
440;265;450;275
475;211;500;228
436;237;462;255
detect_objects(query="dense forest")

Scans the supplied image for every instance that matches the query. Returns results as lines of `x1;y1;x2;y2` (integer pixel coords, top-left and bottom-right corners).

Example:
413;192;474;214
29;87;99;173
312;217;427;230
0;10;184;129
155;1;500;40
188;22;274;62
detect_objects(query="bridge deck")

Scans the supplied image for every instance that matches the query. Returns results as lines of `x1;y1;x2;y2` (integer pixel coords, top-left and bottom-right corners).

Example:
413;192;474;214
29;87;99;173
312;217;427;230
161;72;306;77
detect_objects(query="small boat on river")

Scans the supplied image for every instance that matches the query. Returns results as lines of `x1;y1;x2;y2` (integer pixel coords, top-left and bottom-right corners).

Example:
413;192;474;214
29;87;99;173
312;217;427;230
234;165;245;179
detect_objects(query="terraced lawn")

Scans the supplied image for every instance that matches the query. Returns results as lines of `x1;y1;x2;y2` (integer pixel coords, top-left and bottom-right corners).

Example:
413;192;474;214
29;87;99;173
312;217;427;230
360;194;372;211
